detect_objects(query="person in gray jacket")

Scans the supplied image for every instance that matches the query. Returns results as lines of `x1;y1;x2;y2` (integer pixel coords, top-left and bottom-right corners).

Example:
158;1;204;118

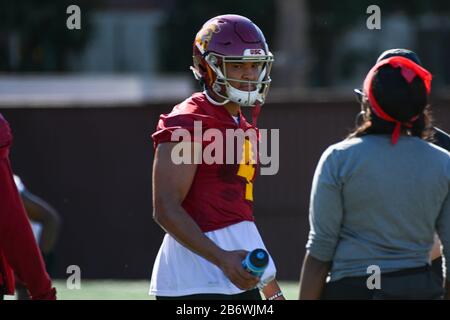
299;55;450;299
354;49;450;282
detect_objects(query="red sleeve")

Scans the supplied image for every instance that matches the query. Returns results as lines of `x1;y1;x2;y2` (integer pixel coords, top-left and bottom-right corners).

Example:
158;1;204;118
151;113;214;148
0;115;56;300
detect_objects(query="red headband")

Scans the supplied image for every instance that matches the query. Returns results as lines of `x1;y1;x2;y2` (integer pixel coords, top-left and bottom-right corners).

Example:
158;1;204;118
363;56;432;144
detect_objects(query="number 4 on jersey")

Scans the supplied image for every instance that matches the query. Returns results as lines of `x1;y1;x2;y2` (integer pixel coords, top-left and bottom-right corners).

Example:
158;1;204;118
237;138;256;201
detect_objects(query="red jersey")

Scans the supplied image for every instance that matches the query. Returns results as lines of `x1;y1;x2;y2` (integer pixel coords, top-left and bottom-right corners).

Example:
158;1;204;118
152;92;259;232
0;113;56;299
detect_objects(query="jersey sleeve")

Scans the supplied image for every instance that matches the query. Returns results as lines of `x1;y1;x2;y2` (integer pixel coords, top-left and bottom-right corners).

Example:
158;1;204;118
152;111;216;148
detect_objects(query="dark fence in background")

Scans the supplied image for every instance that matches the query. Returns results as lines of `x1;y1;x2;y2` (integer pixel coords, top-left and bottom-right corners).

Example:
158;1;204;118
2;98;449;281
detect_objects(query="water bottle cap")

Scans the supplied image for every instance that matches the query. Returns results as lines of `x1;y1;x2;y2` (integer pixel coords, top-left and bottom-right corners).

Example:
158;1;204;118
249;248;269;270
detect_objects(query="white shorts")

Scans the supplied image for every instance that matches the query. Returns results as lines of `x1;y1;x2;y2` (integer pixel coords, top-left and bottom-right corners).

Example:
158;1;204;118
149;220;277;297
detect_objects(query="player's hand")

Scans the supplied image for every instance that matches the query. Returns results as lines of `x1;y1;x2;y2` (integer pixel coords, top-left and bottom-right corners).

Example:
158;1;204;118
217;250;260;291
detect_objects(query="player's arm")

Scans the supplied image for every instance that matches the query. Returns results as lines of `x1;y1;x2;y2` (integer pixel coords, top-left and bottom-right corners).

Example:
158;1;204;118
152;142;259;290
262;279;285;300
21;190;61;255
298;252;331;300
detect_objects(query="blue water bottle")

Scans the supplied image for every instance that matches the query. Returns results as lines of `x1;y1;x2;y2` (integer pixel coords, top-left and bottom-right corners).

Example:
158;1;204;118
242;248;269;278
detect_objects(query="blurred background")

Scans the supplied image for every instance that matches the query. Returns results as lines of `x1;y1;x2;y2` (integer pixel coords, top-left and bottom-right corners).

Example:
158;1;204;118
1;0;450;299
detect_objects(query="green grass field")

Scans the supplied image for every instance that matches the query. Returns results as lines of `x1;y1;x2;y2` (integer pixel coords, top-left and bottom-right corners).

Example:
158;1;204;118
5;280;299;300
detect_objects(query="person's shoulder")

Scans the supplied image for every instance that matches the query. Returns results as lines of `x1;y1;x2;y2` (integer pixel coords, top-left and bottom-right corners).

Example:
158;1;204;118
152;93;211;145
157;92;212;129
316;139;353;166
318;137;373;167
325;137;365;155
169;92;209;117
405;138;450;171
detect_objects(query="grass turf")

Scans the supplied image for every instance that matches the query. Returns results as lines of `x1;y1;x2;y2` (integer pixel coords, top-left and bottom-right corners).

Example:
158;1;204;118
5;280;299;300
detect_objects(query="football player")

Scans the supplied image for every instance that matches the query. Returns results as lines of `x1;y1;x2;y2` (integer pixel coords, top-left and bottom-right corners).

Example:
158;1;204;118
149;14;284;300
0;113;56;300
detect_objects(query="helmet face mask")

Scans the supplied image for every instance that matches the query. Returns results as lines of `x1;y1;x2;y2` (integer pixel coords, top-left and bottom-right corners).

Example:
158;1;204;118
205;52;273;106
191;14;274;107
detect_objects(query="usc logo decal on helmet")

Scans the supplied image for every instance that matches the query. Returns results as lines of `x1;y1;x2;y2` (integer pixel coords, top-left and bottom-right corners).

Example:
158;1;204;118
195;22;221;54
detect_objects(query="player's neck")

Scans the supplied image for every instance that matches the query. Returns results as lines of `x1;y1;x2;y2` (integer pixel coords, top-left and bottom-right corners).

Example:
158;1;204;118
204;90;240;116
224;102;240;116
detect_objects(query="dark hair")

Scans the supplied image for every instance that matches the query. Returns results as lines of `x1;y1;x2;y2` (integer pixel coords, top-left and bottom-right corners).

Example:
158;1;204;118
348;65;434;141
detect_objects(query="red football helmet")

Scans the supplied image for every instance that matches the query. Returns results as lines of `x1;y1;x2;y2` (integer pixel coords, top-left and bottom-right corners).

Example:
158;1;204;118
191;14;274;107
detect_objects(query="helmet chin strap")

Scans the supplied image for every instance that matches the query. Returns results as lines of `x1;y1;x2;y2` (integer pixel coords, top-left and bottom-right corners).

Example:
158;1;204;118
204;90;229;106
225;83;260;106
